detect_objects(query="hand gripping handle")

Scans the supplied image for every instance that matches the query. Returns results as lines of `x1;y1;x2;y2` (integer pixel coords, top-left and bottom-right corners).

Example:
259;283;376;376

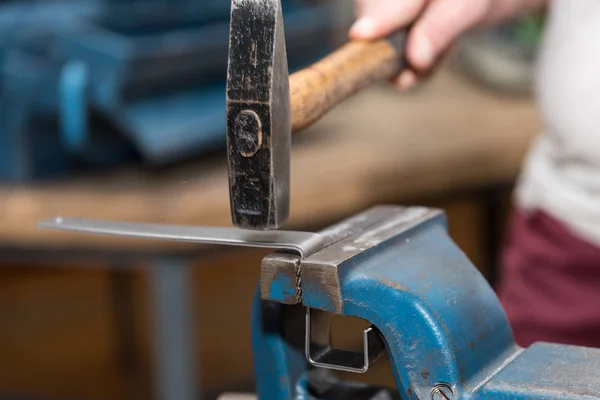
290;31;409;133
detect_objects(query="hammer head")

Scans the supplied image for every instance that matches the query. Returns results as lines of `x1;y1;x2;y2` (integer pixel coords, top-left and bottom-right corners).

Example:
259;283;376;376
226;0;291;230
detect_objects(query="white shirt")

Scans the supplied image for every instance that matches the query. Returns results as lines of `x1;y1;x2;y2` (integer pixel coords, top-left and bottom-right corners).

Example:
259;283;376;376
515;0;600;245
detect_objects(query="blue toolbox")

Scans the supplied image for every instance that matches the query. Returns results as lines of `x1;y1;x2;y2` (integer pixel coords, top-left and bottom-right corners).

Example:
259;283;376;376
0;0;335;181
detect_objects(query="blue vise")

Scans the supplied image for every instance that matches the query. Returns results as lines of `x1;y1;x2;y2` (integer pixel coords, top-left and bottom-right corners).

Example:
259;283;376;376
253;205;600;400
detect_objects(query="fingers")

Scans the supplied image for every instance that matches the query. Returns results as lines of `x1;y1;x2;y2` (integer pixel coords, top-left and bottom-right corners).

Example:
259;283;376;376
350;0;494;92
408;0;492;70
392;44;455;90
350;0;426;40
395;70;418;91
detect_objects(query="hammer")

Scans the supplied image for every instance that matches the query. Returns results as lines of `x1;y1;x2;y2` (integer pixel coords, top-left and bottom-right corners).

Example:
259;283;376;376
226;0;409;230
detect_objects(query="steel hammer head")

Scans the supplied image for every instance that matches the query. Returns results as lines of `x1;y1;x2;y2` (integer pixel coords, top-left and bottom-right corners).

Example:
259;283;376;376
226;0;290;230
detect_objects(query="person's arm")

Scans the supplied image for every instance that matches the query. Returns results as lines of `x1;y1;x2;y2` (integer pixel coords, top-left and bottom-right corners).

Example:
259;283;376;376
350;0;547;89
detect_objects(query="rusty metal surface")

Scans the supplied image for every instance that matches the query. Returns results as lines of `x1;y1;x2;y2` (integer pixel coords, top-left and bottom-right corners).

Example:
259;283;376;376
300;206;442;313
260;205;411;304
226;0;291;230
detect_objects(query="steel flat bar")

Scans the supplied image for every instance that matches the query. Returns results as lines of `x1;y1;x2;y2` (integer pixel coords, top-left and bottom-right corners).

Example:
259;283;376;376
37;217;325;259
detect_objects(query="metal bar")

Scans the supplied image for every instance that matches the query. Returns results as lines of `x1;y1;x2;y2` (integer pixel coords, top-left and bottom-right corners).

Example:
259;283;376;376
38;217;325;259
150;257;200;400
304;308;385;374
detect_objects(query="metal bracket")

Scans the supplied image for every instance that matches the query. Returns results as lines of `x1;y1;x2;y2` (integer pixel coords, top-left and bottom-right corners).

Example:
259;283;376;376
37;217;325;259
305;308;385;374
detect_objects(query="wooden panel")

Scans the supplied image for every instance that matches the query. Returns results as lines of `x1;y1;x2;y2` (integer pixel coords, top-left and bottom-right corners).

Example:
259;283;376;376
441;197;488;277
0;266;128;400
191;248;267;392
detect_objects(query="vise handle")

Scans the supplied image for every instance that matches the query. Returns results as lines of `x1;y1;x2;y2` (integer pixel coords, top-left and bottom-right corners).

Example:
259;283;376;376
290;32;409;133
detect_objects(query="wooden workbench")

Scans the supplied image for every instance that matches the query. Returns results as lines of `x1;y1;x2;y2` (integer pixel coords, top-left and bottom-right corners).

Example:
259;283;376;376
0;69;541;250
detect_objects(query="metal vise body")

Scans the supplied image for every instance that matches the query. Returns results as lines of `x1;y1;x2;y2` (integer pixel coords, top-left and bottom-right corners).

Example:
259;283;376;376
253;206;600;400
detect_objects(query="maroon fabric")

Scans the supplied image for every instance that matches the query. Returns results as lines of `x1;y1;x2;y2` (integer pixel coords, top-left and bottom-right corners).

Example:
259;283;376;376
495;209;600;348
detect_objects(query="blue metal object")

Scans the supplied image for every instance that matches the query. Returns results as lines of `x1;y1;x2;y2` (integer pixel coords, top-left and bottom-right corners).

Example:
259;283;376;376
0;0;335;181
60;60;90;152
252;205;600;400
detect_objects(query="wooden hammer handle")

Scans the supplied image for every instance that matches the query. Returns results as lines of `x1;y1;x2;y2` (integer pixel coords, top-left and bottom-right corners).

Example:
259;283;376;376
290;33;408;133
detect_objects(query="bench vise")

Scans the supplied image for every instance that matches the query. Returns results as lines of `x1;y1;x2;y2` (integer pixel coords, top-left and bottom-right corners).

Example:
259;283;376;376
252;205;600;400
38;205;600;398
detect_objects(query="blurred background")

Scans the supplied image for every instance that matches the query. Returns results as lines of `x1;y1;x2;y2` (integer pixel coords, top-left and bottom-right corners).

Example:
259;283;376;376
0;1;546;399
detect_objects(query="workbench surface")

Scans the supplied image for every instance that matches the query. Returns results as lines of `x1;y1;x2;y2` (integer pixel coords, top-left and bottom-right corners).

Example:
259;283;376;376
0;69;542;250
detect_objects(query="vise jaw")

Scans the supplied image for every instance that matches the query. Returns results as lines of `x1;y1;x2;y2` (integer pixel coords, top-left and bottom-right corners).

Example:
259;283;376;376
254;205;600;400
260;205;441;308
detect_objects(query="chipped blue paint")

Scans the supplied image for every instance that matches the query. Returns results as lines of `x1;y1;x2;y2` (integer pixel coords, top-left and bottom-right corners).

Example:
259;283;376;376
268;272;297;303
